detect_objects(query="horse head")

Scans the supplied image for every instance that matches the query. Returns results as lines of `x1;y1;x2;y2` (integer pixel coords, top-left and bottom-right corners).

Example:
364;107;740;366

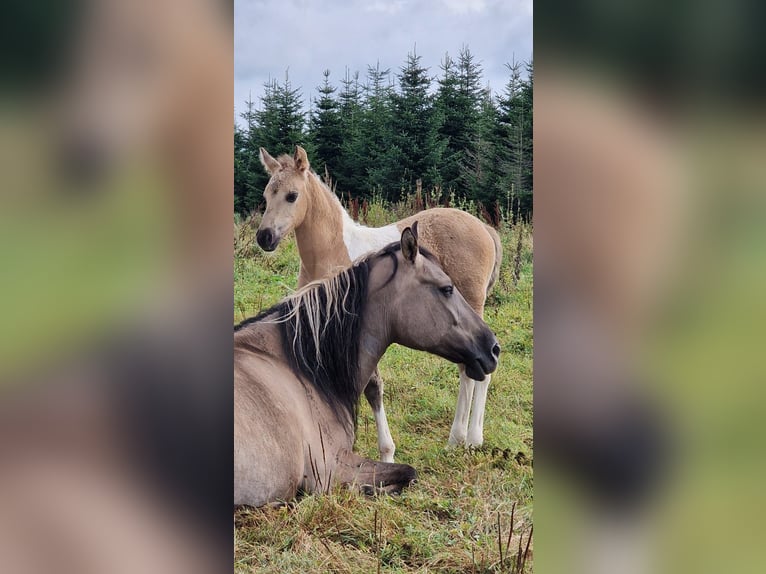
371;224;501;381
256;146;312;251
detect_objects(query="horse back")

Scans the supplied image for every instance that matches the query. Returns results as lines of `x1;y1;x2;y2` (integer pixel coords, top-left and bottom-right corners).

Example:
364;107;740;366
234;352;305;506
396;208;499;311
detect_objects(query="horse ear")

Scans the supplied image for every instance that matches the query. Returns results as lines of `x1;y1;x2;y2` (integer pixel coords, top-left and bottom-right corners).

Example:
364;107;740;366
294;145;310;172
259;147;281;174
401;226;419;264
411;220;419;240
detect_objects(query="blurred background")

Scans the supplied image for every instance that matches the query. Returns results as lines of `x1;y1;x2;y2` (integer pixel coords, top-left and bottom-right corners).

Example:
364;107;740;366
3;0;766;572
1;1;233;572
535;0;766;573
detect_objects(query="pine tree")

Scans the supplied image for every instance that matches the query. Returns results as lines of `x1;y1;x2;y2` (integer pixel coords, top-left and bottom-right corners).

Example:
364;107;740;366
335;68;365;196
391;49;445;197
360;62;398;198
435;53;461;193
234;51;533;216
309;70;343;179
245;72;309;201
495;59;533;220
520;61;533;216
436;46;484;196
461;86;500;207
235;95;264;214
255;71;307;154
234;123;250;215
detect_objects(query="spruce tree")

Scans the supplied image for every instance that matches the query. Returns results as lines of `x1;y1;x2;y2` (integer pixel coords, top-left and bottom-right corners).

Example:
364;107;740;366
335;68;365;196
309;70;343;180
391;49;444;197
462;86;500;207
436;46;484;197
234;123;250;215
520;61;533;216
360;62;397;198
234;51;532;216
235;95;265;214
255;72;307;154
495;59;533;220
247;72;309;199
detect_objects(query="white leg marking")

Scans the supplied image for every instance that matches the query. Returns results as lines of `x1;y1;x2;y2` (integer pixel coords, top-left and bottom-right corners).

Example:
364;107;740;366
373;402;396;463
466;374;491;447
448;366;475;447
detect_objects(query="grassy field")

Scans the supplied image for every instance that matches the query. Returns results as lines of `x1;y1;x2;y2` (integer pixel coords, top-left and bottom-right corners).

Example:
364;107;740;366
234;206;533;573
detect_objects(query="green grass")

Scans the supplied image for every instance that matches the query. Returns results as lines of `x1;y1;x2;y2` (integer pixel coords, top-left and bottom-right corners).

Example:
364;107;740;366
234;209;533;573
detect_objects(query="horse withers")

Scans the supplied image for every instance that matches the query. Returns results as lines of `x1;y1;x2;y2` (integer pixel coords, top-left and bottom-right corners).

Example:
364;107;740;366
234;225;500;507
255;146;503;461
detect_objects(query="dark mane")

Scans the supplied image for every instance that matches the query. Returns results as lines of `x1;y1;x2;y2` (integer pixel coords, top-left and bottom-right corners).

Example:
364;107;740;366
233;240;434;426
234;260;375;426
283;260;370;426
234;302;287;332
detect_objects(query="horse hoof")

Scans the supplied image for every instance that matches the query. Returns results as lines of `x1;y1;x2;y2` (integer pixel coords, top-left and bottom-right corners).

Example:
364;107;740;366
447;434;466;448
466;438;484;449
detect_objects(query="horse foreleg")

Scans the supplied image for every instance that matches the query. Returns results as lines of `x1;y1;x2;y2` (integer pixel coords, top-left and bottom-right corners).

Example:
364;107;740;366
448;366;476;446
364;370;396;463
335;450;416;496
466;374;491;447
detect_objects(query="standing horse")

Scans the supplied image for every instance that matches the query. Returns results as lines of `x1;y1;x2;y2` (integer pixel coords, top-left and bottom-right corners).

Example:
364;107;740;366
254;146;502;461
235;226;500;506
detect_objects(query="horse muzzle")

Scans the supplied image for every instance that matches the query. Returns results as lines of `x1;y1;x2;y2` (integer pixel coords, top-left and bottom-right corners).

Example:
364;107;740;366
463;336;500;380
256;227;281;251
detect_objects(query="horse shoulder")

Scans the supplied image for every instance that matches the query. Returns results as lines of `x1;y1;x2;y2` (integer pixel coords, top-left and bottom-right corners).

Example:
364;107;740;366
234;360;306;506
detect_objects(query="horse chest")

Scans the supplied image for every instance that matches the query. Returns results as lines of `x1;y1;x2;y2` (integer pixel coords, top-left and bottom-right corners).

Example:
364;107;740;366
342;223;400;261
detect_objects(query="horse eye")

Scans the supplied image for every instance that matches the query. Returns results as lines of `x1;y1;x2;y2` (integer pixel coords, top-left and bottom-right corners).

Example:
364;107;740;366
286;192;298;203
440;285;454;297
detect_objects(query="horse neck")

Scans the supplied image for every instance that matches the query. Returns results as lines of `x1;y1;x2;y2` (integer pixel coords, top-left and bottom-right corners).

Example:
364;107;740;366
294;175;351;285
234;313;283;357
354;284;393;386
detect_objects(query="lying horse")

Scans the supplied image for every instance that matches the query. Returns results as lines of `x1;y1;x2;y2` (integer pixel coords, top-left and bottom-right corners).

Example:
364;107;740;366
234;226;500;506
255;146;503;461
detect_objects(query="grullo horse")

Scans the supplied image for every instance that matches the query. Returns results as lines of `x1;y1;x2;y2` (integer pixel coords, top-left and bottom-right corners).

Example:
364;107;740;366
235;225;500;506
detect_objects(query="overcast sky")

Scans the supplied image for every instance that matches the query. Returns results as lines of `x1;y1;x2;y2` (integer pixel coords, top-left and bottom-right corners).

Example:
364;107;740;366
235;0;532;125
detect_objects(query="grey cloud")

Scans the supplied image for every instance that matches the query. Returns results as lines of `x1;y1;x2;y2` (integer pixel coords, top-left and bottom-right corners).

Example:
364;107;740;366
234;0;532;124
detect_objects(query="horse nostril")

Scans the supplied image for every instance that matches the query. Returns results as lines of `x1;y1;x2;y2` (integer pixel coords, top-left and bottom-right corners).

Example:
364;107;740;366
492;343;501;358
256;228;273;248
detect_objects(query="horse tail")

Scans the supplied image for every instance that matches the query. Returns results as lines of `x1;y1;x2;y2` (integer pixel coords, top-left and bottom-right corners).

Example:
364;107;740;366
484;223;503;296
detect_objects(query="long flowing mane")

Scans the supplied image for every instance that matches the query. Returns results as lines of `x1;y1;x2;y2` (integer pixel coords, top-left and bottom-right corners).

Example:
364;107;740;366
234;246;387;425
281;260;371;425
234;241;436;425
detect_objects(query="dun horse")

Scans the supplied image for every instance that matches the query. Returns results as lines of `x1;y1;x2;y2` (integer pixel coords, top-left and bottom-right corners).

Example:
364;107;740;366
234;226;500;506
255;146;502;461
